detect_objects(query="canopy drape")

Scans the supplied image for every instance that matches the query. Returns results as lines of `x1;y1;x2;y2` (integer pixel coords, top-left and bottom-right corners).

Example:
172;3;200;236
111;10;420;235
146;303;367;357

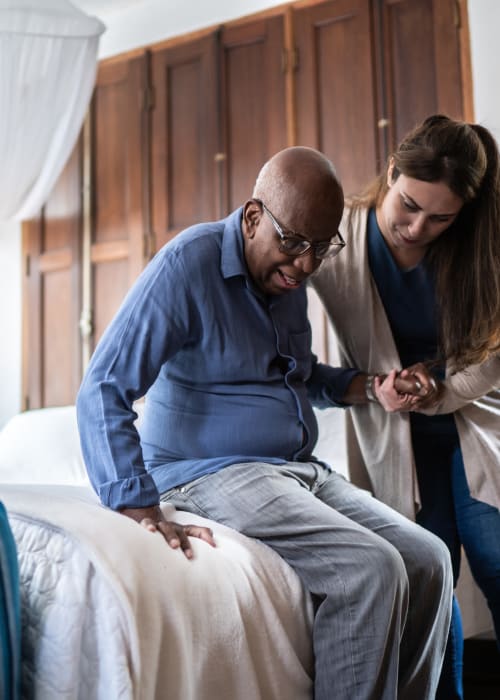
0;0;105;221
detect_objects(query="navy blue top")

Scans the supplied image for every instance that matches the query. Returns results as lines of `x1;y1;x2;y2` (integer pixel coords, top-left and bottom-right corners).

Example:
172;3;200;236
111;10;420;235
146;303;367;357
367;209;456;436
77;207;355;510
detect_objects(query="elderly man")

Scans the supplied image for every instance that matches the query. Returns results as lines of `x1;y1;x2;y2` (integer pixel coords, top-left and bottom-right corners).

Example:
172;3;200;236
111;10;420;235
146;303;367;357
77;146;452;700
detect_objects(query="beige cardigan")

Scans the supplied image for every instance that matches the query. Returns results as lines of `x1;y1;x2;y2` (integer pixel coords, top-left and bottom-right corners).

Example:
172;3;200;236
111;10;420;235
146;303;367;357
311;207;500;519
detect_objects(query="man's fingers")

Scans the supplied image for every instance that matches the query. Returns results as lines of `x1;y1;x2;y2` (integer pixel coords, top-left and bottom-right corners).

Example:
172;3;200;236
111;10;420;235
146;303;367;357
184;524;216;547
139;517;159;533
137;517;216;557
155;521;192;557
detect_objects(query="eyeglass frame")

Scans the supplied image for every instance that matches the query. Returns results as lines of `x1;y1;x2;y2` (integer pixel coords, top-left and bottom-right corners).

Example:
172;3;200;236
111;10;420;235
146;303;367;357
254;198;346;260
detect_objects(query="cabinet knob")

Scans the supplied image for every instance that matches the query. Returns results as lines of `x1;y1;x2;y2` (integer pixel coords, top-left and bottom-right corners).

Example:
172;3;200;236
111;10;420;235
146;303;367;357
377;118;390;129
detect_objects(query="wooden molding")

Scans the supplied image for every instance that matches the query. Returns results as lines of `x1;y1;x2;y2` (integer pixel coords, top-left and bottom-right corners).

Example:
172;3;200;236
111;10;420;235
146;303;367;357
457;0;475;122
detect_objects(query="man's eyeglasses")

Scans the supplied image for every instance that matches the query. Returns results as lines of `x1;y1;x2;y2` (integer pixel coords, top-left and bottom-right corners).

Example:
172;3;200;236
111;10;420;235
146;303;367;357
256;199;345;260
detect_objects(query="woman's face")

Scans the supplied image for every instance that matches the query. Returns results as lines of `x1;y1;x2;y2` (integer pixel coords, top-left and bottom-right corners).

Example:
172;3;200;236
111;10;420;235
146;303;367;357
376;165;464;268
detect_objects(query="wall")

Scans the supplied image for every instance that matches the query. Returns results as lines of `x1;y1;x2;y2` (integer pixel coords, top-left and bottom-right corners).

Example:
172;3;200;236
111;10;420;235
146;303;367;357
468;0;500;140
97;0;286;58
0;220;21;427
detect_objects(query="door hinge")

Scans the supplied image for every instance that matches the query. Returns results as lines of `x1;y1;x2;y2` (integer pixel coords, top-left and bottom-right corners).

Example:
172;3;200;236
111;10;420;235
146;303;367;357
24;396;30;411
143;85;155;111
454;0;462;28
25;254;30;277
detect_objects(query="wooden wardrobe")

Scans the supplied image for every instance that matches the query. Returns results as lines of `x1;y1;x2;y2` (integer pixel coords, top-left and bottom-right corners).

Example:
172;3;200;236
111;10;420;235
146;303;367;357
22;0;472;409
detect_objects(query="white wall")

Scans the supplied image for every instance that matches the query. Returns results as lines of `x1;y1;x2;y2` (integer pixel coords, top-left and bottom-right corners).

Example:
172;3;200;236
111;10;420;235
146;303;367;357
0;0;499;429
0;221;21;427
96;0;286;59
468;0;500;141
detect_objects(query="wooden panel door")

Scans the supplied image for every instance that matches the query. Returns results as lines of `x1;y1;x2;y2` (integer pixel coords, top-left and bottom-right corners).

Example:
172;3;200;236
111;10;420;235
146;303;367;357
293;0;380;364
151;34;219;251
376;0;466;150
90;54;148;348
293;0;380;197
218;15;288;213
22;141;83;409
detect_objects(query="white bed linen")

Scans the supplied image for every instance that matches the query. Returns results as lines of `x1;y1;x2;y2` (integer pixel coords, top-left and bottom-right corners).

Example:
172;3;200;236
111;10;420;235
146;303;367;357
0;483;314;700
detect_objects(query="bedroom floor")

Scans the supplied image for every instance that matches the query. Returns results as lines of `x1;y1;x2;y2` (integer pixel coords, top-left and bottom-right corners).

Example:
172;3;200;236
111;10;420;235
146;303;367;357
463;632;500;699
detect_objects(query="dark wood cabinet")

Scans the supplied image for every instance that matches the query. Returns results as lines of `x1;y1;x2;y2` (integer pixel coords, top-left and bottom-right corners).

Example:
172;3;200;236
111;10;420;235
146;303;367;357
90;55;148;346
150;15;288;253
376;0;466;149
151;34;219;250
21;0;472;407
22;54;150;409
294;0;469;196
22;142;83;408
294;0;379;196
217;15;288;213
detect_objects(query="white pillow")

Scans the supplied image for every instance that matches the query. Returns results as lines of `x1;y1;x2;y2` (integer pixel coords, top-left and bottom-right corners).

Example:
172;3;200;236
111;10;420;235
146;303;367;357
0;405;90;486
313;406;348;478
0;403;345;486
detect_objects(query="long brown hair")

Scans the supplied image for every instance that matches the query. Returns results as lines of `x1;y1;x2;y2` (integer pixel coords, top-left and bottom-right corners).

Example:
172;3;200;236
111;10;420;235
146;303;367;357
350;114;500;370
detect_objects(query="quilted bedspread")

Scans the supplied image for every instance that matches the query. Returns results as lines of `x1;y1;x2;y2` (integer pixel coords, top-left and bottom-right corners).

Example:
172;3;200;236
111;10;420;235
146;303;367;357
0;484;314;700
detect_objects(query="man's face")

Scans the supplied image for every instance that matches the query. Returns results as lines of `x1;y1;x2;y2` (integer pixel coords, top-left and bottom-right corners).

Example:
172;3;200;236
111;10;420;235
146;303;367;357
242;198;343;296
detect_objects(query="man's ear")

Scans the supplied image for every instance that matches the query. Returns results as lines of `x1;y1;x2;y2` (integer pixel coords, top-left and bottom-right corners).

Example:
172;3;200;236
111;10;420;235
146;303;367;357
242;199;261;239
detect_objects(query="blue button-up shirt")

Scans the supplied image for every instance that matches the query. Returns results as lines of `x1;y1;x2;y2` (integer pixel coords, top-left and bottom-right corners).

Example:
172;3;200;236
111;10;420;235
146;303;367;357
77;208;353;510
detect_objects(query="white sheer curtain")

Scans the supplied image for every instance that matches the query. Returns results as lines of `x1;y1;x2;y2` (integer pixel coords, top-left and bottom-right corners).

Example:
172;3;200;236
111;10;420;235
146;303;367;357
0;0;105;221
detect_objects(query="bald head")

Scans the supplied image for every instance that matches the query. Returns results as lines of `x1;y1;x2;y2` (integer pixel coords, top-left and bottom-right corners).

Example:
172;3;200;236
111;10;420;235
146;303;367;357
253;147;344;237
241;147;344;295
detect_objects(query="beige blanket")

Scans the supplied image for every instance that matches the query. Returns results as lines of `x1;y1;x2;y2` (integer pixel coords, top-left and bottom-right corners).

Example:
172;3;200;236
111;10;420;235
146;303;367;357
1;484;314;700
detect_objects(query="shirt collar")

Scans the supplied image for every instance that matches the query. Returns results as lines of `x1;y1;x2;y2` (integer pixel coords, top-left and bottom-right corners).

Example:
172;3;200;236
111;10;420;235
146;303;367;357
220;207;249;280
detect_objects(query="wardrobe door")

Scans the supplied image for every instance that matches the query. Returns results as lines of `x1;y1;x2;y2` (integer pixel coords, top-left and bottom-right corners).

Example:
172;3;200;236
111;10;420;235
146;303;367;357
90;54;148;348
293;0;380;364
218;15;288;213
376;0;467;150
151;33;219;251
22;141;83;409
293;0;380;197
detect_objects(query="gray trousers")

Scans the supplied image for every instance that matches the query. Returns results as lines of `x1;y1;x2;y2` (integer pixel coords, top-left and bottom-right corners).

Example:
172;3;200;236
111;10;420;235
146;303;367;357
161;461;453;700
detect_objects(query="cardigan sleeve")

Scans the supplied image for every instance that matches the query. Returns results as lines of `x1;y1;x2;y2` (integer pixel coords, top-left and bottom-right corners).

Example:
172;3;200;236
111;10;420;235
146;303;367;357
419;354;500;415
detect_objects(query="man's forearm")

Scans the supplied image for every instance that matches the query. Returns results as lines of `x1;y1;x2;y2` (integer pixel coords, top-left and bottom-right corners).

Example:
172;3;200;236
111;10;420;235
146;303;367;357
342;372;422;405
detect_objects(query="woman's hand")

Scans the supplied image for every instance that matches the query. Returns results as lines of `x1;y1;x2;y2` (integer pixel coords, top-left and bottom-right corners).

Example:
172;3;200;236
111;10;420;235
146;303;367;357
399;363;443;410
374;365;443;412
374;369;422;412
120;505;216;558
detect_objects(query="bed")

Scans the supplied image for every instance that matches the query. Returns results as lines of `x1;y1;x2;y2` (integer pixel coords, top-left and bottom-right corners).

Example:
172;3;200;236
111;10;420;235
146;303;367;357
0;404;346;700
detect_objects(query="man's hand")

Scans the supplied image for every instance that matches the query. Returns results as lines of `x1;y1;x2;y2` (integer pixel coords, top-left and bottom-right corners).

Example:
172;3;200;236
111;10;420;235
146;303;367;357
120;505;216;559
398;363;443;410
374;370;422;412
375;366;442;412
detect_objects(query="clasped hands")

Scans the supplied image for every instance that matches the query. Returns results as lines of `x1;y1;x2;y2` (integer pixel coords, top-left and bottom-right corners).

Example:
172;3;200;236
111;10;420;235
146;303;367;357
373;362;442;413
